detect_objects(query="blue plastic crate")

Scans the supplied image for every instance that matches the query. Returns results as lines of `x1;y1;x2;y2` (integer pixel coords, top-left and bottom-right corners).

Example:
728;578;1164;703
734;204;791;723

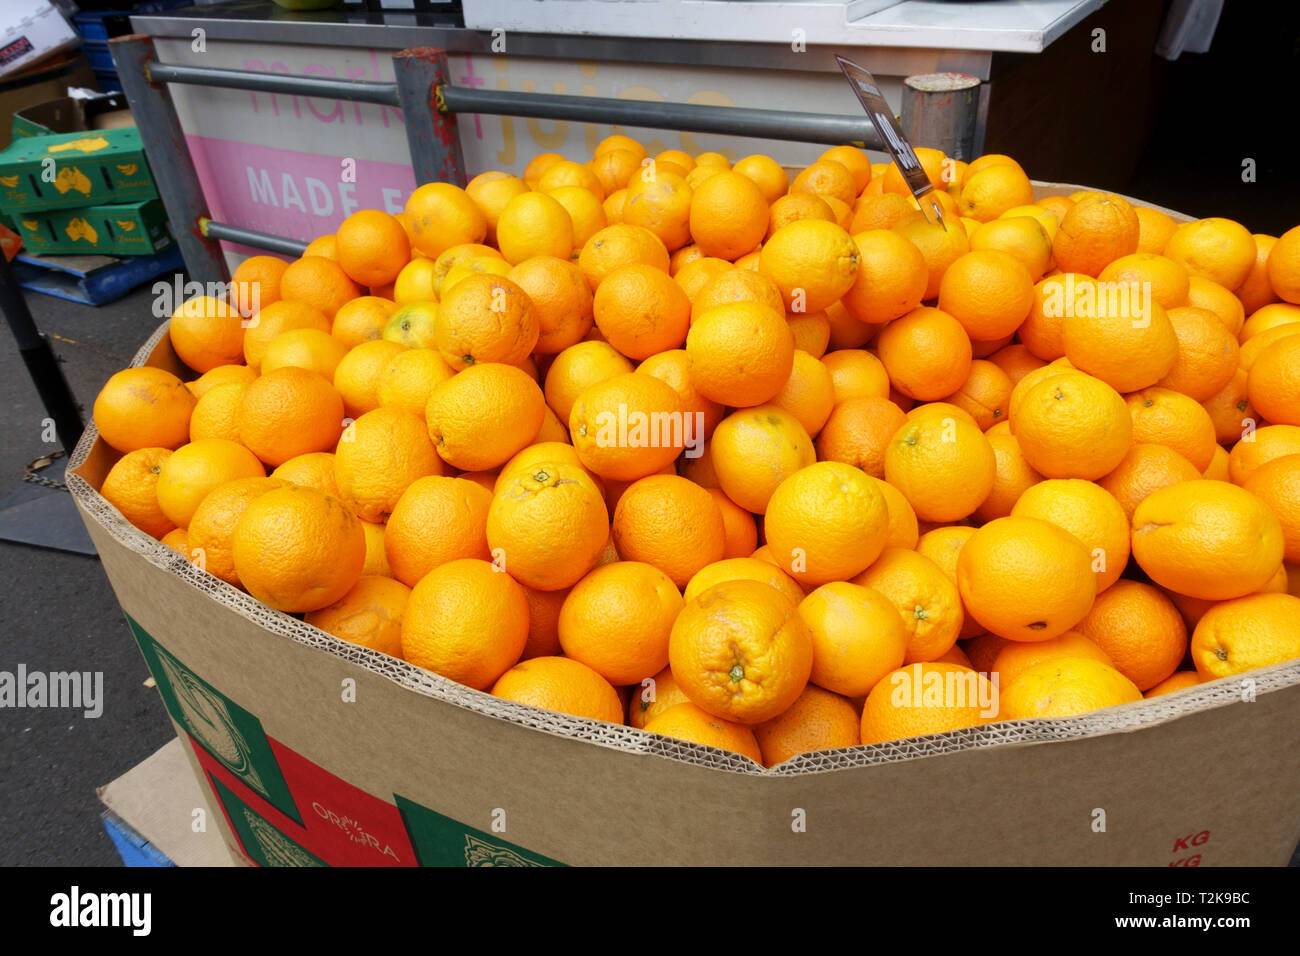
102;811;175;867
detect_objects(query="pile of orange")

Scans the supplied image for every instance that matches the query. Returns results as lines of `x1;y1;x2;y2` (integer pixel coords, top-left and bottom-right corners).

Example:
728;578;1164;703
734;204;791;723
94;137;1300;769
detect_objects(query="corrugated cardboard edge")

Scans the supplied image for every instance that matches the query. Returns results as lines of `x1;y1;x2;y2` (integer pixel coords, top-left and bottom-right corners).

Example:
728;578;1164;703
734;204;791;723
66;184;1299;782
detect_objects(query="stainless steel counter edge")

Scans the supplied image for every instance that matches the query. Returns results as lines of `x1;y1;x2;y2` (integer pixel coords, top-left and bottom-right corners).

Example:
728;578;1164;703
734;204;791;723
129;6;996;79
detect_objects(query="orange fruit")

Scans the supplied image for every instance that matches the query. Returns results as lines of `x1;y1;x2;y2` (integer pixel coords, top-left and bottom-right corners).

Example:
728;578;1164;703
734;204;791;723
814;397;905;480
491;656;623;724
334;406;442;522
359;518;391;577
279;256;363;320
304;575;409;658
537;159;604;199
236;366;343;467
545;184;607;249
768;192;834;240
817;146;871;193
763;462;889;587
1073;580;1188;690
464;171;530;245
1052;194;1140;276
684;556;802;606
753;684;860;767
508;255;594;355
875;306;973;401
972;431;1042;523
851;547;964;664
970;216;1054;281
1134;205;1179;254
492;191;573;264
169;296;244;374
859;662;996;744
638;348;725;442
851;192;923;234
839;229;927;325
432;273;538;371
769;349;835;437
612;475;725;588
797;582;907;697
957;516;1097;641
1001;657;1140;719
523;152;565;189
231;485;365;613
558;561;683;685
1240;302;1300;342
1266;224;1300;303
1243;454;1300;562
1132;479;1284;600
188;381;247;444
1126;387;1217;472
688;170;768;260
230;255;287;318
244;299;332;370
705;488;758;559
1012;371;1132;479
1247;334;1300;426
1190;592;1300;680
1184;275;1245;336
543;340;633;423
1144;671;1202;697
154;438;264;529
401;557;527;688
186;364;257;400
331;296;398;349
643;702;763;763
592;263;691;359
94;367;196;453
686;301;794;407
987;343;1046;385
1020;273;1089;361
1227;424;1300;485
891;218;969;301
1164;217;1256;290
271;451;339;497
1096;252;1190;310
672;255;732;300
884;411;995;522
577;223;670;290
567;372;684;481
710;405;815;513
1060;295;1178;394
439;255;512;296
1011;478;1130;592
426;363;544;471
825;301;874;350
404;182;487;258
100;447;176;539
621;168;692;252
668;579;813;724
942;359;1013;431
1204;444;1231;482
333;339;405;419
732;154;789;204
518;584;567;661
957;163;1033;221
1157;306;1240;402
335;209;409;287
759;219;859;313
383;475;492;586
990;631;1112;688
301;234;337;260
260;328;348;380
187;475;284;586
880;147;947;195
589;149;642;196
689;267;785;322
791;159;857;206
488;460;609;591
1240;324;1300;375
375;348;455;419
1196;339;1269;431
822;350;890;403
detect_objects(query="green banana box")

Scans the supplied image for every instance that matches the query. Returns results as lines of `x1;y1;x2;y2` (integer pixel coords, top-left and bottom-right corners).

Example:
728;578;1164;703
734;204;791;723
0;126;157;213
14;199;173;256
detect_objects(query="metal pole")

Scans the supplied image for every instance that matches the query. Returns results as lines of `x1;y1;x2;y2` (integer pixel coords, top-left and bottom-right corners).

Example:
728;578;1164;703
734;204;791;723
440;86;883;149
201;219;308;258
110;34;228;287
147;61;401;107
900;73;982;161
393;48;467;186
0;254;83;454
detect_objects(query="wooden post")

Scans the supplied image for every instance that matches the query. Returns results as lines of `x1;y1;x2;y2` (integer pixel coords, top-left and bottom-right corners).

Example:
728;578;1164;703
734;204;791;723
901;73;982;161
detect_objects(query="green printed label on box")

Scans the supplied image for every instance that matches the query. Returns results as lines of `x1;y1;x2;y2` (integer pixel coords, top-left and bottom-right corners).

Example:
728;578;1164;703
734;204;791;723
14;199;172;256
395;794;565;867
0;126;156;213
126;614;302;825
209;774;327;868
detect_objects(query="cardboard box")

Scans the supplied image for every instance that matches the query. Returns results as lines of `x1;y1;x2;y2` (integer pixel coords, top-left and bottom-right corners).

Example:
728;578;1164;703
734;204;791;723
12;91;132;141
13;198;172;255
0;0;81;80
0;126;155;214
0;53;96;151
66;187;1300;867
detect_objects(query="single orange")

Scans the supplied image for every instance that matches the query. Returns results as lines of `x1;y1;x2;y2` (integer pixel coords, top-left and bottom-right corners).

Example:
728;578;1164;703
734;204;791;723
304;575;410;658
558;561;683;685
709;405;815;513
859;662;996;744
100;447;176;539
